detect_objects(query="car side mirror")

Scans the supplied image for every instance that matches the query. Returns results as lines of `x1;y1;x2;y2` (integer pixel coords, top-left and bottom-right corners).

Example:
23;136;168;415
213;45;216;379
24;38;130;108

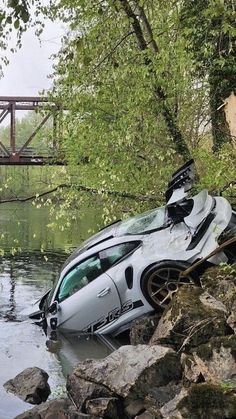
48;301;59;315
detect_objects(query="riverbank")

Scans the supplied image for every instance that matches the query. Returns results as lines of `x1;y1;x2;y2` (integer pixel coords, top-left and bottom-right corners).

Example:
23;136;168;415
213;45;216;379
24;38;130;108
6;263;236;419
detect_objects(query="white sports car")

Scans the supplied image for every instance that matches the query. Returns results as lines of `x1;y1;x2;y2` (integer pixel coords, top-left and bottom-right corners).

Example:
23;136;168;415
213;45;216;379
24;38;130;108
30;160;236;335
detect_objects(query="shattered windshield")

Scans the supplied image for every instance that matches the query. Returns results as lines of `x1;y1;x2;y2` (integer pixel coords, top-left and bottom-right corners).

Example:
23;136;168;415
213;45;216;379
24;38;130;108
116;206;168;236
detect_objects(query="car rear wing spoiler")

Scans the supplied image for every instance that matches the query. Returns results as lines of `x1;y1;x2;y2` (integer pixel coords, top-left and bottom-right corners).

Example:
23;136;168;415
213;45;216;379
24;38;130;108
166;159;195;204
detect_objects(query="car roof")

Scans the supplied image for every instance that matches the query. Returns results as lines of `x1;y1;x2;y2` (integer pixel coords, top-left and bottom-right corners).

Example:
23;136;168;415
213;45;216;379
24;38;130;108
61;205;169;272
60;221;121;271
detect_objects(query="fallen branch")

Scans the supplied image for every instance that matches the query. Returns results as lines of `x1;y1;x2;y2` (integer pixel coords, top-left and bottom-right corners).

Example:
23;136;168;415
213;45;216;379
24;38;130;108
0;183;159;204
219;181;236;196
180;235;236;278
177;317;216;353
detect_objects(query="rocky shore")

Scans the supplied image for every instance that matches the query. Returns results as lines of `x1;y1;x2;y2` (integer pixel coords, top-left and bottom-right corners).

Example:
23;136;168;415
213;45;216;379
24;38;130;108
4;264;236;419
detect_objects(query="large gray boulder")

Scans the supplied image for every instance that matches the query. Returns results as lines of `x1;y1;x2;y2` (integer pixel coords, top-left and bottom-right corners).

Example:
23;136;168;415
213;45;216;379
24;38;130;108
150;286;232;351
69;345;182;400
4;367;51;405
182;335;236;384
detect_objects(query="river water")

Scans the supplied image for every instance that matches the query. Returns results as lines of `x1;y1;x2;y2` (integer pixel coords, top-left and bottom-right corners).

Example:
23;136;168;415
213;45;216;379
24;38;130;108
0;202;119;419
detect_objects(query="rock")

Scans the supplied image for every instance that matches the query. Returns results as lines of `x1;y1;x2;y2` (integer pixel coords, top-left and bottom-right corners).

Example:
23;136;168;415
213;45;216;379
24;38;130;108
71;345;182;399
14;398;93;419
201;264;236;310
201;264;236;333
4;367;51;405
124;390;165;419
85;397;121;418
160;387;188;418
227;306;236;333
145;383;182;410
124;398;146;418
160;383;236;418
67;373;113;411
161;383;236;419
182;335;236;385
150;286;232;351
130;314;161;345
134;411;159;419
180;354;203;384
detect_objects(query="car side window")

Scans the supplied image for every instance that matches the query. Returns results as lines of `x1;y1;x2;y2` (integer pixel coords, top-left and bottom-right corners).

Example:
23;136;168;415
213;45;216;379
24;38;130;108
58;256;102;302
99;242;139;271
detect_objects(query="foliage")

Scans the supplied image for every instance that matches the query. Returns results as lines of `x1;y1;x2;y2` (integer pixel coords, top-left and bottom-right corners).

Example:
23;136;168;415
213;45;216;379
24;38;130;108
220;381;236;392
48;1;191;200
181;0;236;83
181;0;236;150
0;0;236;241
193;146;236;192
45;0;235;208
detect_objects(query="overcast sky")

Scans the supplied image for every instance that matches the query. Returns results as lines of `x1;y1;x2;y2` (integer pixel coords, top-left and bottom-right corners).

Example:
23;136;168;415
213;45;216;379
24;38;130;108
0;20;64;97
0;20;64;125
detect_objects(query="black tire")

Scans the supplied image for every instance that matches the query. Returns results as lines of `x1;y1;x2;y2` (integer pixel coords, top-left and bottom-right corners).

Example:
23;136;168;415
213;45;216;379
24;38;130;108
141;260;199;310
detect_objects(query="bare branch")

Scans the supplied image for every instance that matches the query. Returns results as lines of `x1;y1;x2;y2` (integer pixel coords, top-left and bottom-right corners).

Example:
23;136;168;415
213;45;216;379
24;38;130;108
0;184;159;204
92;30;135;72
219;181;236;196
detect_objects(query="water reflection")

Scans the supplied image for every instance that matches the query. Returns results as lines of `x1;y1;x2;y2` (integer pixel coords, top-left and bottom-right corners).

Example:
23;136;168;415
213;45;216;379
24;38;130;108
5;265;16;321
0;252;124;418
0;201;125;418
0;201;103;254
0;252;65;322
46;332;116;377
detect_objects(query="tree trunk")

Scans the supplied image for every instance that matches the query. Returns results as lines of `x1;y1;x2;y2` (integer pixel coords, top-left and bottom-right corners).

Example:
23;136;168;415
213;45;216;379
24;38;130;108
209;70;231;152
119;0;190;160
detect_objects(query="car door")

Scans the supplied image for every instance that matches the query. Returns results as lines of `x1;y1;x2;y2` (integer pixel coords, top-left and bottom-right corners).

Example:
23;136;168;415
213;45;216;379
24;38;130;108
99;241;142;306
54;254;121;333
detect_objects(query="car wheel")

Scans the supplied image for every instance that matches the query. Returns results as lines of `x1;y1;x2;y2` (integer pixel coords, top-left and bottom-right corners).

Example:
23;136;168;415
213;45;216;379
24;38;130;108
141;260;199;310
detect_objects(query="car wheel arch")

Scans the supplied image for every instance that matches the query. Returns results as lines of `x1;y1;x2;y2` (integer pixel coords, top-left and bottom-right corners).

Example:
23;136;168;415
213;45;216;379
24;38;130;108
140;259;200;310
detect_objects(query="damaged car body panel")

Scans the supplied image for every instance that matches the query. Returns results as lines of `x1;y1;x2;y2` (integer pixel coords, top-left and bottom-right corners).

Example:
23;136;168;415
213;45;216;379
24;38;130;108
30;160;236;335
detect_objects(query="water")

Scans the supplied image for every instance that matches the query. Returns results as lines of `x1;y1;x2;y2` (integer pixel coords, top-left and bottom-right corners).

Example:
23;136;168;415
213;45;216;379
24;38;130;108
0;202;120;419
0;201;102;254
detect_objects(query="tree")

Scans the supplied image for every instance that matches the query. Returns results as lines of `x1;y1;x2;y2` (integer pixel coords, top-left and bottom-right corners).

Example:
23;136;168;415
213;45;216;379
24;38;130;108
0;0;235;229
47;0;200;202
181;0;236;151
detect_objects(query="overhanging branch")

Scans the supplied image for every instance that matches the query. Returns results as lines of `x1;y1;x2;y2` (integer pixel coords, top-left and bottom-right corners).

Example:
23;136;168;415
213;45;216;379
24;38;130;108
0;184;159;204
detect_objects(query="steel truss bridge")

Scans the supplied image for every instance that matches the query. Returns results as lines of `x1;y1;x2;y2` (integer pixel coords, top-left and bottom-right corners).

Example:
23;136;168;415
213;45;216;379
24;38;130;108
0;96;64;165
